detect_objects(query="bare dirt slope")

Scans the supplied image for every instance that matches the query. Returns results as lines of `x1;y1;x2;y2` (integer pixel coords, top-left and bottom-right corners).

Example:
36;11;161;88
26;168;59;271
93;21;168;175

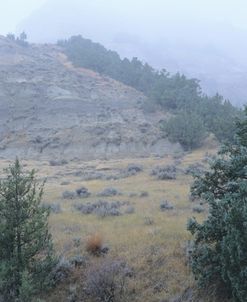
0;36;181;160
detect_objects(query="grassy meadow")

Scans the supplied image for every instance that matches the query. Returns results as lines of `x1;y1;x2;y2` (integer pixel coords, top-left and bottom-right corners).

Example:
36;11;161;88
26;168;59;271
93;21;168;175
0;146;217;301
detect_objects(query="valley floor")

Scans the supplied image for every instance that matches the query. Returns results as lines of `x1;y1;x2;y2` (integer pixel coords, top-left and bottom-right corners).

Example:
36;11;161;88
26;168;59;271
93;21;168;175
0;147;217;301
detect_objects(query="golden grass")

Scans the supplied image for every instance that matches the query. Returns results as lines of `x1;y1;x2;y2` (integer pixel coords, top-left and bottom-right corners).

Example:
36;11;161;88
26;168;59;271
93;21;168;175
0;147;216;301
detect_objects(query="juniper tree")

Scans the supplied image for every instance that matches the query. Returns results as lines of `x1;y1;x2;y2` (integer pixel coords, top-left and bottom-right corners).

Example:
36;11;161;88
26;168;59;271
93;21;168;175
0;159;57;301
162;111;206;149
187;108;247;301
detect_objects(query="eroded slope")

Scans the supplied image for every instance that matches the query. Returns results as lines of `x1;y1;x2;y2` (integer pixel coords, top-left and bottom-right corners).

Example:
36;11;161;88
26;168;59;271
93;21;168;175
0;37;181;160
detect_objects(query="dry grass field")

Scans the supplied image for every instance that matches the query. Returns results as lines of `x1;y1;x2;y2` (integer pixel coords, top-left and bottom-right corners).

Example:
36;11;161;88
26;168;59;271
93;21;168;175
0;146;217;301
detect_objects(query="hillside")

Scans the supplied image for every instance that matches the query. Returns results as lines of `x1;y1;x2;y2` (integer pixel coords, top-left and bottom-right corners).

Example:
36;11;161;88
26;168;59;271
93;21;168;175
0;36;181;160
0;34;239;302
18;0;247;106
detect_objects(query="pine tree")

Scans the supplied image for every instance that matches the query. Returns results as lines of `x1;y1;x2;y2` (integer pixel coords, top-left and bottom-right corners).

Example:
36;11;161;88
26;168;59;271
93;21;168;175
163;111;206;149
0;159;57;301
187;108;247;301
19;32;27;42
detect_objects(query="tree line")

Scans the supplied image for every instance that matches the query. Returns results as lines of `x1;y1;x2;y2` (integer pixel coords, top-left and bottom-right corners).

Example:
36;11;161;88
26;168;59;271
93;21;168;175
58;35;241;149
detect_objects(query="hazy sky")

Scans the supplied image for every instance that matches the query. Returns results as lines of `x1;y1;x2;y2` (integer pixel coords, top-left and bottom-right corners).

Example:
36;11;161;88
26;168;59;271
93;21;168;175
0;0;247;105
0;0;46;34
1;0;247;36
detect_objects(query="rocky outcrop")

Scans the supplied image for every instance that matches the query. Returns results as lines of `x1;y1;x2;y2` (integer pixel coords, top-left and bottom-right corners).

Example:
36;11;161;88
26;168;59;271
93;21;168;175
0;36;182;160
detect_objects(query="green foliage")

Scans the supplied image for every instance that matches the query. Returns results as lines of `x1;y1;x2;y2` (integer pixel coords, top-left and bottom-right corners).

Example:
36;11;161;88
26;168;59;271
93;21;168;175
58;35;241;146
150;72;201;110
187;108;247;301
162;111;206;149
196;94;240;142
0;159;57;301
19;271;34;302
57;36;157;93
57;36;200;102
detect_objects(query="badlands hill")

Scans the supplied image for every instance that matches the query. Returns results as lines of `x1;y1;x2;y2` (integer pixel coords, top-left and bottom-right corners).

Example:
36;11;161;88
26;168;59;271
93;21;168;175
0;36;181;160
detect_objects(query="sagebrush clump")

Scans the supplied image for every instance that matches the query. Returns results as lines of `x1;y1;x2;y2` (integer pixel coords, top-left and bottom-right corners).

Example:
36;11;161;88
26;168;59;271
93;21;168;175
84;259;132;302
151;165;177;180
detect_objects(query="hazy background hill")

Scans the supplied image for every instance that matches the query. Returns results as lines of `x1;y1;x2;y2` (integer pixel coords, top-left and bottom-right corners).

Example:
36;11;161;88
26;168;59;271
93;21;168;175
18;0;247;106
0;36;182;160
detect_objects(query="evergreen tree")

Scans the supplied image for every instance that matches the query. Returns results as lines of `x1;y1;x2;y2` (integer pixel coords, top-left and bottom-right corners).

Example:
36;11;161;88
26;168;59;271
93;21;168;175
162;111;206;149
58;35;241;145
0;159;57;301
16;32;28;47
187;108;247;301
6;33;15;41
19;32;27;42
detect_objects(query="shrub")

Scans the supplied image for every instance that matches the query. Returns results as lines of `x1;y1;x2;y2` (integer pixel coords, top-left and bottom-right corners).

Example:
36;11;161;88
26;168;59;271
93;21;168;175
185;163;205;176
86;234;103;256
84;259;132;302
73;200;124;217
69;255;88;268
160;200;174;211
75;186;91;198
140;191;149;197
62;191;76;199
73;202;94;214
43;202;61;214
94;206;121;218
192;205;205;213
98;187;121;197
52;258;73;284
126;164;143;174
61;181;70;185
151;165;176;180
128;192;138;198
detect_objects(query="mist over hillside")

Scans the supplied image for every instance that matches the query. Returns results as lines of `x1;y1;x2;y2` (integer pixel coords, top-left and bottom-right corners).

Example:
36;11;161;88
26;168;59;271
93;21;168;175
1;2;247;301
18;0;247;106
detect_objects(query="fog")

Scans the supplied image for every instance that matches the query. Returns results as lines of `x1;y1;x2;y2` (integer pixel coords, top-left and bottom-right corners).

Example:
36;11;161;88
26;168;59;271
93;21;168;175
1;0;247;105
